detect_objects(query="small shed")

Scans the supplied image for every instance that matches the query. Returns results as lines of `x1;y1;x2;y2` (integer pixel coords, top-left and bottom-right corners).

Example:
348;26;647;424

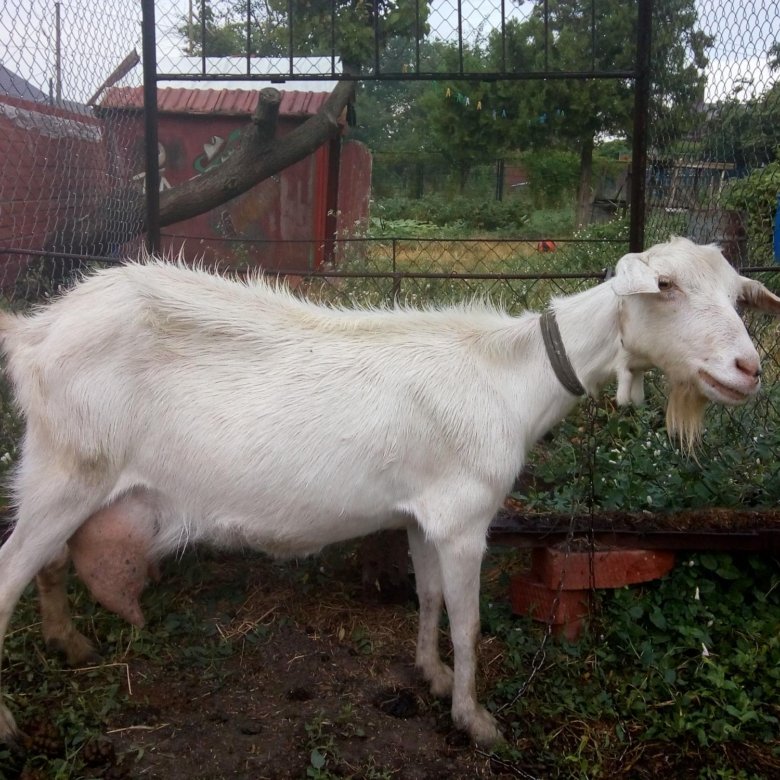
100;86;371;272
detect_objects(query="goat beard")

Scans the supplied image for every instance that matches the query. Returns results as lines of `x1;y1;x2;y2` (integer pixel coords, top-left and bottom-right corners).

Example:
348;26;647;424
665;382;708;454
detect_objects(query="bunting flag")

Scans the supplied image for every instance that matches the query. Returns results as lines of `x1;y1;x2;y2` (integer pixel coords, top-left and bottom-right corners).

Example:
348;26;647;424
445;86;508;118
444;87;565;125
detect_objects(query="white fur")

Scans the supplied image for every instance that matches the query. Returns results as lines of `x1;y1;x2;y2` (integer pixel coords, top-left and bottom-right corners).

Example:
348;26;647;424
0;237;777;746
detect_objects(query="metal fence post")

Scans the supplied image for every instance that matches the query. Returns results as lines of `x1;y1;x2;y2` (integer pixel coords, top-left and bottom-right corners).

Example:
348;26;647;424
141;0;160;254
629;0;652;253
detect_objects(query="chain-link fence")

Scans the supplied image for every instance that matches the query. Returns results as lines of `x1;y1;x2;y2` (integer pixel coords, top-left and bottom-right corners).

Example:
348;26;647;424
1;1;780;521
0;1;145;296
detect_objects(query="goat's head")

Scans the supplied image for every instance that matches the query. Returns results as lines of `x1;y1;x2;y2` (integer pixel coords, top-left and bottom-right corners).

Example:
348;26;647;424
611;236;780;449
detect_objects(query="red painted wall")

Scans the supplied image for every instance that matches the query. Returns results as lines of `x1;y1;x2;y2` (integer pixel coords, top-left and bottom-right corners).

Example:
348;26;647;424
0;89;372;288
106;107;370;273
0;95;109;288
337;140;372;238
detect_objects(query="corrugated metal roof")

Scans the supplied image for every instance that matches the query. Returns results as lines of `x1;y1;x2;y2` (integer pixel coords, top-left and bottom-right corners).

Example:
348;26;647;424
0;64;49;102
100;86;331;118
1;64;95;115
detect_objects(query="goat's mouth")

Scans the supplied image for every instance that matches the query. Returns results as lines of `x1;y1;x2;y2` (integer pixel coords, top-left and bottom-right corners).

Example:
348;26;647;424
697;369;757;405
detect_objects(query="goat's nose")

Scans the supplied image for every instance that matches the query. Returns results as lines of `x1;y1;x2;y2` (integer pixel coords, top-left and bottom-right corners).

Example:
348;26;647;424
736;356;762;380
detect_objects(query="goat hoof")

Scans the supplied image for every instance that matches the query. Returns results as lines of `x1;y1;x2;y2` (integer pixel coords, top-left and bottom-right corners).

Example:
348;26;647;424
416;658;453;698
472;719;504;748
0;704;21;748
45;636;101;667
454;705;504;747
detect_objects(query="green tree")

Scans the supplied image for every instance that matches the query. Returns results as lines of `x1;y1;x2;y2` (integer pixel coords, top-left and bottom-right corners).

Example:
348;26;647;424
408;42;514;192
720;152;780;263
701;43;780;168
429;0;711;226
716;47;780;263
181;0;429;67
348;37;441;153
180;0;252;56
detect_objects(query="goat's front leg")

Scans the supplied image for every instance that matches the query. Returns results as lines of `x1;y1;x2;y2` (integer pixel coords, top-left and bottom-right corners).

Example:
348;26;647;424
37;547;99;666
438;536;502;746
407;525;453;697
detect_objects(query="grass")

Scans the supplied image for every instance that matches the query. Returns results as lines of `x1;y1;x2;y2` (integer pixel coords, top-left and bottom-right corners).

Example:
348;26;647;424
3;545;779;778
482;548;780;779
2;211;780;777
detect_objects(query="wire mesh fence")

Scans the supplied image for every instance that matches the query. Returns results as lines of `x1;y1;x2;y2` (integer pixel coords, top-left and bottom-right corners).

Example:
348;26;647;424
647;0;779;265
0;0;779;519
0;0;145;306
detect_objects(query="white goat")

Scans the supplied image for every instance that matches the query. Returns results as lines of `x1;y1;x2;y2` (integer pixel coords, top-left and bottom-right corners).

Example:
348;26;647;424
0;237;778;746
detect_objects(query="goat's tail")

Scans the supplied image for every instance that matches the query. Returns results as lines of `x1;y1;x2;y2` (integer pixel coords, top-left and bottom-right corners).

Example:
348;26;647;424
0;310;23;358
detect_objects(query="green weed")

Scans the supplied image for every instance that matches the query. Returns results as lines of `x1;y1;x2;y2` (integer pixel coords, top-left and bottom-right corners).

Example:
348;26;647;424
485;552;780;777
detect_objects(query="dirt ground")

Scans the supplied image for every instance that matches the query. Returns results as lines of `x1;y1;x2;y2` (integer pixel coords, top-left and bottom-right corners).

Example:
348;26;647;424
24;549;516;780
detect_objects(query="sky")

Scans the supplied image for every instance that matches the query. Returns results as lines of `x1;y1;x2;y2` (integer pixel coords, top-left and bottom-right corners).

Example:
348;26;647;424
0;0;776;104
697;0;778;100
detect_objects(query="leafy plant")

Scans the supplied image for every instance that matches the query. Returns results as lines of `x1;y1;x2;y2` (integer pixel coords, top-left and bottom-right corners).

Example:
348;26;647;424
371;194;529;234
517;304;780;515
304;705;380;779
720;152;780;265
484;551;780;777
518;149;581;209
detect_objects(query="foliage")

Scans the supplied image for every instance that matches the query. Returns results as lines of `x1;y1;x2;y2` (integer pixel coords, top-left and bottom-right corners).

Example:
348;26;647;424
178;0;250;57
413;45;510;183
700;44;780;169
371;195;529;234
703;90;780;169
370;147;617;218
179;0;430;67
720;152;780;265
485;551;780;776
518;373;780;515
518;149;581;209
304;706;389;779
0;374;22;499
349;38;453;154
411;0;713;222
519;205;576;239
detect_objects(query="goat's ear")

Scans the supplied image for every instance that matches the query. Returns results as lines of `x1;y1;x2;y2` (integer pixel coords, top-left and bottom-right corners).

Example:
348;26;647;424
611;253;660;296
738;278;780;315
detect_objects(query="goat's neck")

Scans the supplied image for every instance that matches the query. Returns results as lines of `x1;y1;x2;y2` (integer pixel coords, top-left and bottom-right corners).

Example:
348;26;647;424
504;281;622;453
550;281;622;396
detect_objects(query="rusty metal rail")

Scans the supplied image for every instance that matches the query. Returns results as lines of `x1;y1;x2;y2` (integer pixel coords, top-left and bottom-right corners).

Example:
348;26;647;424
489;508;780;553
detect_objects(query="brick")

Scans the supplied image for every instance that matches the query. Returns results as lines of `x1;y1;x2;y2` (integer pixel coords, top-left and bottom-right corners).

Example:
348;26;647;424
509;572;591;641
531;547;675;590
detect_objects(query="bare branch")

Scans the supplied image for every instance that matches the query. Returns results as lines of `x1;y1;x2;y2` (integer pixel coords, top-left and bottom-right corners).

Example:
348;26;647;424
41;68;360;266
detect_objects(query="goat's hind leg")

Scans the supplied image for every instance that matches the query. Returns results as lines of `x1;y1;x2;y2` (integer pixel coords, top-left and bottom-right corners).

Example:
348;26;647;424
37;547;100;666
0;474;107;743
407;525;454;698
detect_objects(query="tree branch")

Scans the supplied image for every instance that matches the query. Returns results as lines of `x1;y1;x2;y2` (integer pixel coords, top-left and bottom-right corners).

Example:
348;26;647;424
41;67;359;266
158;74;356;227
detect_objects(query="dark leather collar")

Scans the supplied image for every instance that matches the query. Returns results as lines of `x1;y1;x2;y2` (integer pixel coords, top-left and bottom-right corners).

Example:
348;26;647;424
539;309;587;397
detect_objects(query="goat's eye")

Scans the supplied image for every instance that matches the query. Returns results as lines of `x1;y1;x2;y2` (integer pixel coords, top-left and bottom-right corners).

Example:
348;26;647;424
657;276;673;292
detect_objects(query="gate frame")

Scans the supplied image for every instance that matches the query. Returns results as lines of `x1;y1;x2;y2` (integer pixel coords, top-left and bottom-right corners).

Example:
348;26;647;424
138;0;653;255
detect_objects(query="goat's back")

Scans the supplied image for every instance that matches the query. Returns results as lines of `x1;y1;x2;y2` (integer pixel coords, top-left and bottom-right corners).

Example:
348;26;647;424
0;262;528;555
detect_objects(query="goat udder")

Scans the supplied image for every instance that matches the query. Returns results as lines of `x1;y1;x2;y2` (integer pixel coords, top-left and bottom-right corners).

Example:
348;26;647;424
68;501;156;627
